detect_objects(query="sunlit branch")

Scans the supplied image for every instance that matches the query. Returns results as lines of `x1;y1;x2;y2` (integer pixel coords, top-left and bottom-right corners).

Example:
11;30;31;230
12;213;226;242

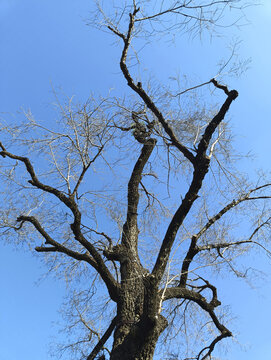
174;79;213;97
72;145;104;196
209;126;224;158
135;1;235;23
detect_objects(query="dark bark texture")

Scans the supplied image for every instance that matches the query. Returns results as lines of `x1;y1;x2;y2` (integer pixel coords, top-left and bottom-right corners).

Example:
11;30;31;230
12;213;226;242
2;2;264;360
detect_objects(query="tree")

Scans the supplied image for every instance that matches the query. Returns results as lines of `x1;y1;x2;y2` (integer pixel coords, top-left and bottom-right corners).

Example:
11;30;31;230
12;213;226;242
1;1;269;360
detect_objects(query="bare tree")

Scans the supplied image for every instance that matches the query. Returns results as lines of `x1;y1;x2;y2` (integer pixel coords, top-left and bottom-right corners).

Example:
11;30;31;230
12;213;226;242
1;1;269;360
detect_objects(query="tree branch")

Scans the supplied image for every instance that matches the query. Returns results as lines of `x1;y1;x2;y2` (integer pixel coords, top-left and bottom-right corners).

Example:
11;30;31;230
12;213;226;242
197;240;252;252
110;9;195;165
186;275;221;306
174;79;213;97
72;145;104;196
107;25;126;41
110;12;238;287
87;316;118;360
16;215;119;301
0;146;72;207
148;77;238;285
112;8;238;286
16;215;97;265
196;331;231;360
163;286;231;336
179;185;271;286
162;286;231;358
122;138;156;253
197;82;238;157
135;1;235;23
0;144;120;300
151;155;210;283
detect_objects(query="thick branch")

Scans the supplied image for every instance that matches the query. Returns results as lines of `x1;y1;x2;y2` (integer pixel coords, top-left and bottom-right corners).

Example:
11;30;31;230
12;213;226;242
163;287;214;311
0;147;73;207
0;145;120;300
122;138;156;251
162;286;231;338
151;156;210;283
87;316;118;360
147;81;238;283
179;235;199;287
35;246;95;262
197;85;238;157
16;216;119;301
16;215;98;266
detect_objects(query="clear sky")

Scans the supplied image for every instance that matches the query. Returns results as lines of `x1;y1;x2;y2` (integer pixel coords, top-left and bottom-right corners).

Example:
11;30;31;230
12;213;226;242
1;1;271;359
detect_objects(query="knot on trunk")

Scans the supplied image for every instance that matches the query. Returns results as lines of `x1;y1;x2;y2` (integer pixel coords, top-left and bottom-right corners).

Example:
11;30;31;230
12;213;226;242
103;244;129;262
132;111;155;144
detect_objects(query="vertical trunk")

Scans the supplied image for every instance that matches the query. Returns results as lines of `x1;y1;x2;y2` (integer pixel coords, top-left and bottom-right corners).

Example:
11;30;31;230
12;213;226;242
110;314;167;360
108;138;162;359
110;260;168;360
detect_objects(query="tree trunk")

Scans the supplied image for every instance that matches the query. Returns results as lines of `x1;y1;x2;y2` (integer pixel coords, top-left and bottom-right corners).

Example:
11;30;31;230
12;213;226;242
111;311;167;360
110;259;168;360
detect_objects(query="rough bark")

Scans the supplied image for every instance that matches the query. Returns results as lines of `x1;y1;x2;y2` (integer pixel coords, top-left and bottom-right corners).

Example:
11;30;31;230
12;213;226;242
104;136;168;359
110;272;168;360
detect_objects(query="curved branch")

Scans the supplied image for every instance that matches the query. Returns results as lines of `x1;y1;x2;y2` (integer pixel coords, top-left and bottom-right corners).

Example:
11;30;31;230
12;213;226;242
0;144;120;300
163;286;231;358
163;287;230;333
196;331;230;360
0;145;72;207
17;215;97;266
17;215;119;300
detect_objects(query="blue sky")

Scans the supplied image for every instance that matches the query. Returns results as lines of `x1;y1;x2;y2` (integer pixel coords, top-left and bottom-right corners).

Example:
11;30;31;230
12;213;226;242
1;1;271;359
